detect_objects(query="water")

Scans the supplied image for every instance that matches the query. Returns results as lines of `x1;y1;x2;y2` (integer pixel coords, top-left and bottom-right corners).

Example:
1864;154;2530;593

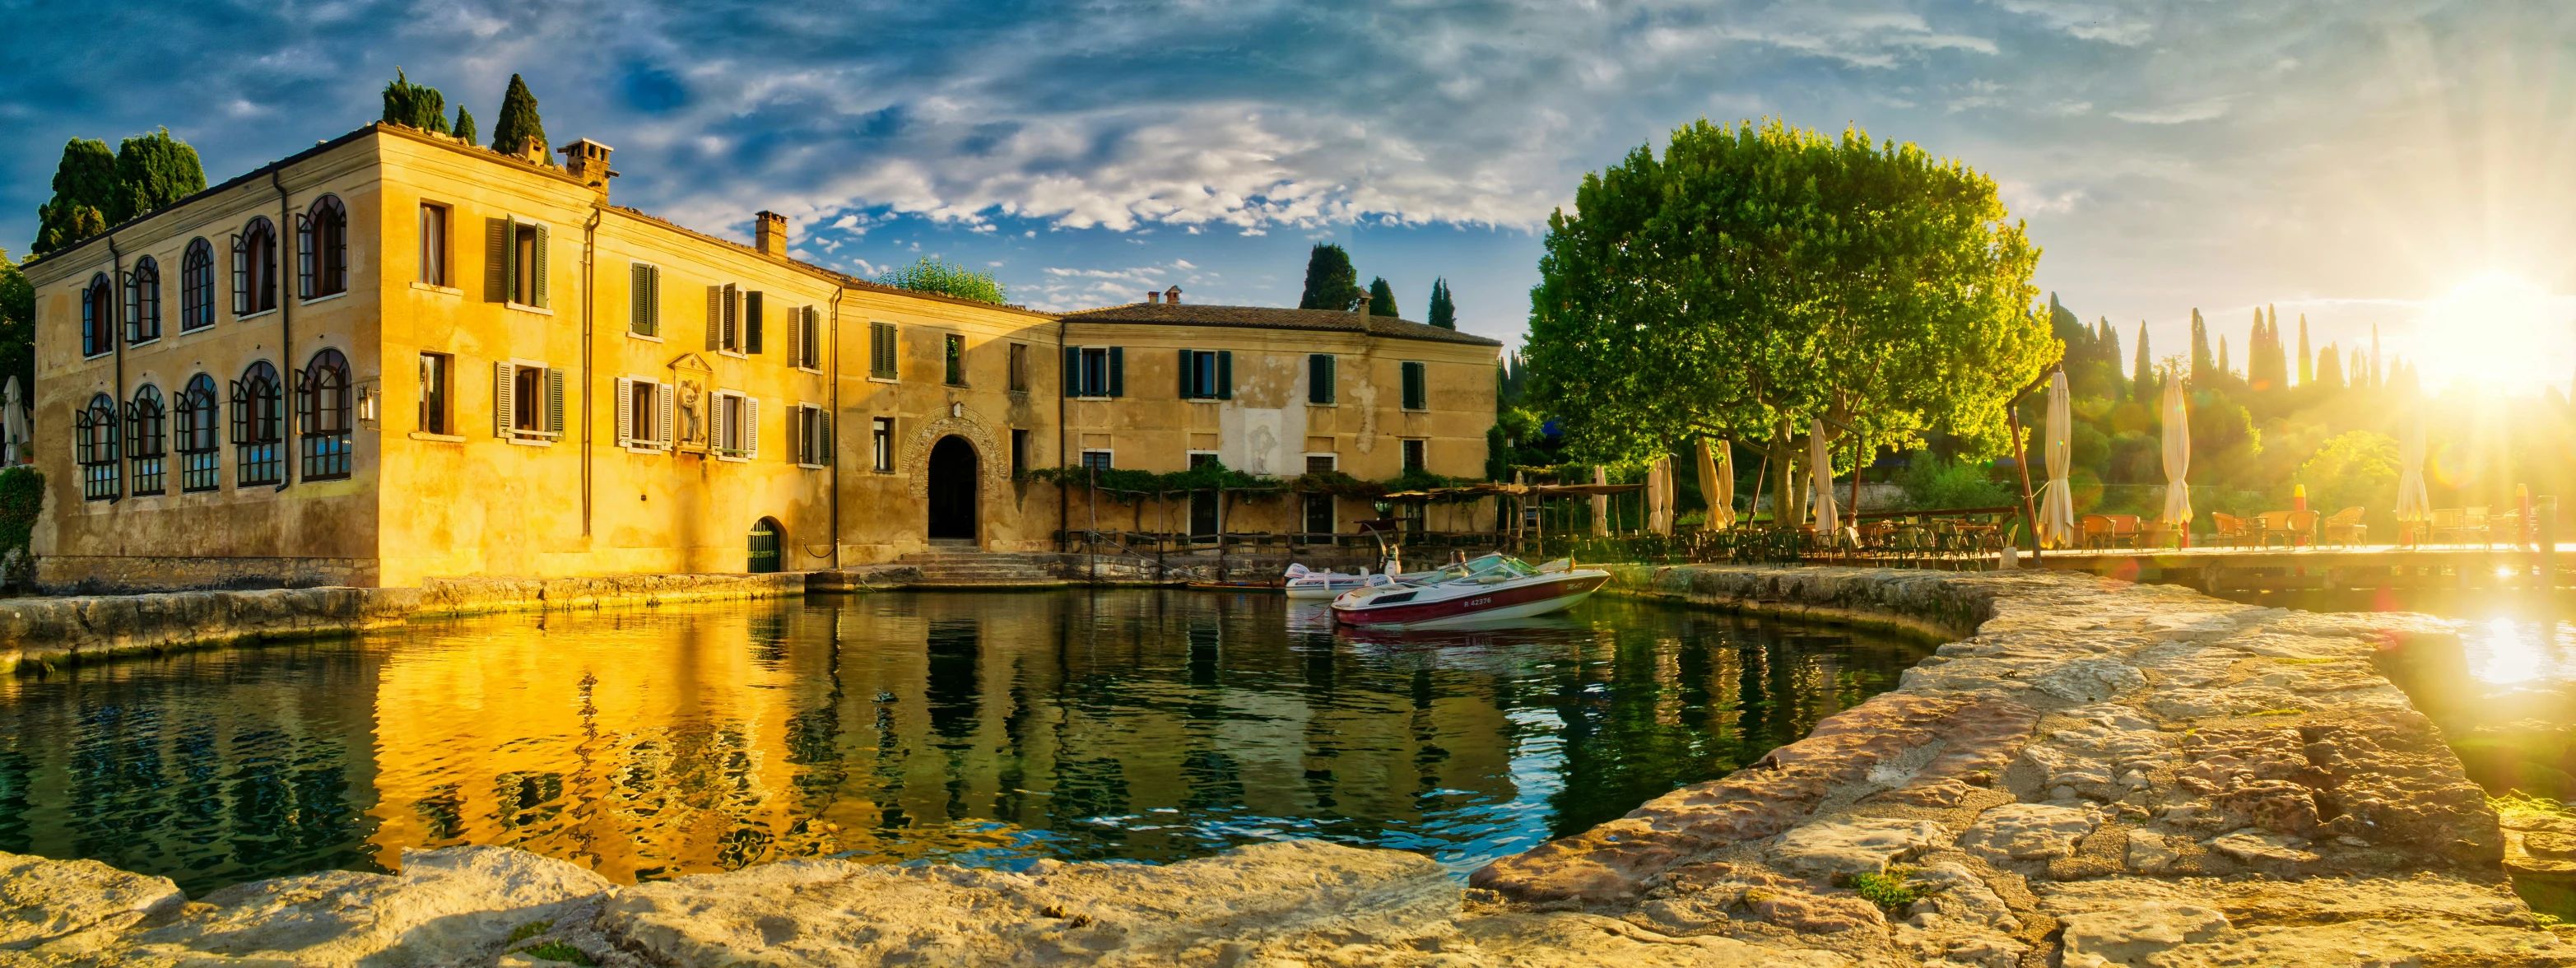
0;590;1929;896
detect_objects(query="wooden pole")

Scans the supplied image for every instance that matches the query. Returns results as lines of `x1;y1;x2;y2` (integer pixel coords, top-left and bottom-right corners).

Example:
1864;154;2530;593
2007;407;2039;552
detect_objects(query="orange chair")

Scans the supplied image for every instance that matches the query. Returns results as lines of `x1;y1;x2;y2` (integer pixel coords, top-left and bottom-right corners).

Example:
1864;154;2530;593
2321;506;2367;547
2209;512;2253;548
2079;514;2113;549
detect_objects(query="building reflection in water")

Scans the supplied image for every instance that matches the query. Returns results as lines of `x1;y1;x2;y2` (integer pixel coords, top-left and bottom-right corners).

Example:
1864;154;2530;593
0;591;1927;893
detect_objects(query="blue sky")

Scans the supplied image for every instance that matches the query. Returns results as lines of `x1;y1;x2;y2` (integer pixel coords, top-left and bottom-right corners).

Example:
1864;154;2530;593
7;1;2574;391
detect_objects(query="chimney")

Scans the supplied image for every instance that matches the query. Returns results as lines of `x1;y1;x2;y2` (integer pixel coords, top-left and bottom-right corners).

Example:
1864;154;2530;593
1165;285;1181;305
1146;291;1161;305
557;138;616;193
755;212;788;256
1352;292;1369;314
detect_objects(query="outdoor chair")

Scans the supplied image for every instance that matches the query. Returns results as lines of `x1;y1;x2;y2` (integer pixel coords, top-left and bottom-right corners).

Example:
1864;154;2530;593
2464;506;2494;548
2106;514;2144;548
2430;509;2466;546
2210;512;2253;548
2257;510;2318;548
2321;506;2367;547
2079;514;2113;549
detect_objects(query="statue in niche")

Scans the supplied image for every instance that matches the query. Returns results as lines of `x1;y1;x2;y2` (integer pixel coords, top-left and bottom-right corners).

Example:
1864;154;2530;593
678;379;705;447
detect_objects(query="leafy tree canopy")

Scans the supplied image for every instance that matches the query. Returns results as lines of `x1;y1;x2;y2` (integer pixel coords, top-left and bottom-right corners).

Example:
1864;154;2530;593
111;128;204;225
1367;277;1399;317
32;139;115;255
1297;243;1362;311
1427;277;1457;329
491;73;547;159
1523;117;2052;476
878;257;1007;305
381;69;452;133
0;247;30;410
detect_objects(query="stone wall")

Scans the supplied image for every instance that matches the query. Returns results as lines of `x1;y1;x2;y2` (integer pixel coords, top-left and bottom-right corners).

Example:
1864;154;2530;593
7;565;2573;967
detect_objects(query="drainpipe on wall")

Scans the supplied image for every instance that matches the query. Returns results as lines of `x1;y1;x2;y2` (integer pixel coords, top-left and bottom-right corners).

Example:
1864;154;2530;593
106;236;125;503
829;286;844;570
580;203;601;538
271;170;294;491
1055;317;1068;554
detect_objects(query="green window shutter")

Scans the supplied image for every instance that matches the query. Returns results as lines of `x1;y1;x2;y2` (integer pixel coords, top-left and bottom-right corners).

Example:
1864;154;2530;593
530;224;549;307
819;409;833;465
1179;348;1193;398
1064;346;1080;397
1216;351;1232;400
1108;347;1123;398
745;291;765;353
647;266;660;333
485;218;509;302
705;286;722;350
545;367;565;435
630;263;650;334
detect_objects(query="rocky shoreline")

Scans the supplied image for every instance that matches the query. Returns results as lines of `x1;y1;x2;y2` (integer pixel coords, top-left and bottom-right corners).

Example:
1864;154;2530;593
5;565;2571;966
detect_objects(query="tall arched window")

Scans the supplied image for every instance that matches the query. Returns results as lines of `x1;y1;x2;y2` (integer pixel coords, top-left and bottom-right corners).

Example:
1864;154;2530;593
180;239;216;331
177;374;221;491
126;256;161;343
128;384;165;496
81;273;114;357
77;393;120;500
300;196;349;299
231;361;282;486
299;348;351;480
233;216;277;316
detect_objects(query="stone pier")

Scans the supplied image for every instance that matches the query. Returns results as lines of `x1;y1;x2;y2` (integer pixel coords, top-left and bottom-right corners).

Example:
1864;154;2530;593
3;566;2571;966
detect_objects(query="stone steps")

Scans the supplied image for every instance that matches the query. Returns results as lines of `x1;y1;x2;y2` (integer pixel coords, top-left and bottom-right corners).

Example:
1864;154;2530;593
895;551;1065;586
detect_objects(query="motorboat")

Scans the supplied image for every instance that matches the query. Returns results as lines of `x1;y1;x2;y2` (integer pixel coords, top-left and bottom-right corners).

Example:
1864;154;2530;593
1283;562;1379;599
1329;553;1610;629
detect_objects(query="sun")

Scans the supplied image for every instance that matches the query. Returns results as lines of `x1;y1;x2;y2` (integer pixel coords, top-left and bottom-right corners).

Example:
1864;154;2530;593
2413;269;2574;395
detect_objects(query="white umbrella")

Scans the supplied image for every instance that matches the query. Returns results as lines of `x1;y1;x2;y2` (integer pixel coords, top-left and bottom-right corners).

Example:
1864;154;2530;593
2034;371;2076;548
2396;407;2431;528
1699;438;1734;529
1648;457;1674;535
1809;418;1839;534
2160;377;2192;532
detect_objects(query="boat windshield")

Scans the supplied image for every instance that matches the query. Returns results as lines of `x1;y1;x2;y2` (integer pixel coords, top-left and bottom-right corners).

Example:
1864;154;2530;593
1446;554;1538;584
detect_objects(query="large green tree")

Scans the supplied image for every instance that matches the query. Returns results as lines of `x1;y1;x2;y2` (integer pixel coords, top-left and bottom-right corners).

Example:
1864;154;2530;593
1426;277;1456;329
110;128;204;223
491;73;547;159
1523;118;2051;518
1297;243;1361;310
452;106;478;146
0;249;30;408
31;139;116;255
1366;277;1399;317
381;69;453;133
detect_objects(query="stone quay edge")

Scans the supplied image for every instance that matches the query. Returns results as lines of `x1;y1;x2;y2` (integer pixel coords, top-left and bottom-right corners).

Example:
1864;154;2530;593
1;565;2571;966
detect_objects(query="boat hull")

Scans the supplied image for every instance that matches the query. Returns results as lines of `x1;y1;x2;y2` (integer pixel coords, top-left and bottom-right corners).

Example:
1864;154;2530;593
1330;573;1608;629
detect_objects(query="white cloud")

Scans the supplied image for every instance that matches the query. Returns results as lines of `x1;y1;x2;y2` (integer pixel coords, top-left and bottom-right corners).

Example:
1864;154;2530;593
2111;95;2237;124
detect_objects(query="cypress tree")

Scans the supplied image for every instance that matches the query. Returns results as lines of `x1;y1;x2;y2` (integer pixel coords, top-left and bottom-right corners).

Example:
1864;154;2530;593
2296;314;2312;386
1426;277;1456;329
2219;334;2230;379
490;73;548;161
32;139;117;255
1367;277;1399;317
2132;322;2152;401
2099;317;2122;400
110;128;205;224
2188;308;2211;385
1296;243;1360;311
2316;343;2342;389
381;69;451;133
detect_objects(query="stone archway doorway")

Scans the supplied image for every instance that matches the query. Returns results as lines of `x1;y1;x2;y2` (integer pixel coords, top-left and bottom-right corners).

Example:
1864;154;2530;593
927;436;979;541
748;518;784;574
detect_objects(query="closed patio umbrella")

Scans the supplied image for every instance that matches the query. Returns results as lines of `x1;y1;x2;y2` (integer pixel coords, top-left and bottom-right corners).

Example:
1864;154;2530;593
2034;370;2076;548
2396;407;2431;531
2160;377;2192;534
1699;438;1734;529
1648;457;1674;535
1810;418;1839;535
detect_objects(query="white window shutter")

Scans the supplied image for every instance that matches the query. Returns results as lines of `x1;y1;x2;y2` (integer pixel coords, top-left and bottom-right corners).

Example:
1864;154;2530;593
494;361;515;435
746;396;760;459
658;383;674;449
616;377;634;446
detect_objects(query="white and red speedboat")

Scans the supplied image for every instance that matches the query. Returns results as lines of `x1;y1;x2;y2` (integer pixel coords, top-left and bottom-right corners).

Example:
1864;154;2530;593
1329;554;1610;629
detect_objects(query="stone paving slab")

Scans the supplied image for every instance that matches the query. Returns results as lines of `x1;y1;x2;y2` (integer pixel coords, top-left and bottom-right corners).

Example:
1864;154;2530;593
2;566;2569;966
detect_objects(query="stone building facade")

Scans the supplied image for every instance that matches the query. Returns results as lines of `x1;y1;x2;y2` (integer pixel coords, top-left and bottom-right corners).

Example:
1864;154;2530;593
21;123;1500;589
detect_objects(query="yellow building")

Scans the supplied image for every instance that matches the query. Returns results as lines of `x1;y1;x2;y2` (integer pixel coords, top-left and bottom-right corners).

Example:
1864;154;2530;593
22;123;1500;589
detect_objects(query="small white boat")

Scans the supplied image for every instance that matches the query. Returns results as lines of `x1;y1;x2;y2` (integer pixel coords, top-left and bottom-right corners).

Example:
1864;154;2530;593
1330;553;1610;629
1284;563;1379;599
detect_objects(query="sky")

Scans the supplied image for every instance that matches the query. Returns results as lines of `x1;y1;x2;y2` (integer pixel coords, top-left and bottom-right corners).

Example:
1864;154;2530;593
6;0;2575;393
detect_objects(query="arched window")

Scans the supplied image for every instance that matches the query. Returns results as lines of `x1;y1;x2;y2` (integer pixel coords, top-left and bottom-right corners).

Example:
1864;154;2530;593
233;216;277;316
81;273;114;357
177;374;221;491
300;196;349;299
299;348;351;480
126;256;161;343
231;361;283;486
128;384;165;496
76;393;120;500
180;239;216;331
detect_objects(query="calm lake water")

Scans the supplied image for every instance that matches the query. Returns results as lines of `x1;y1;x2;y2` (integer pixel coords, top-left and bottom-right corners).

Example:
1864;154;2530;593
0;590;1928;895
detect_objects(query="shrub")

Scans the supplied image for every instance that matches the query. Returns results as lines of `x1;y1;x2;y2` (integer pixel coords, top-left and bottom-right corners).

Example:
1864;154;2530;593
878;257;1007;305
1894;450;2011;511
0;466;40;589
